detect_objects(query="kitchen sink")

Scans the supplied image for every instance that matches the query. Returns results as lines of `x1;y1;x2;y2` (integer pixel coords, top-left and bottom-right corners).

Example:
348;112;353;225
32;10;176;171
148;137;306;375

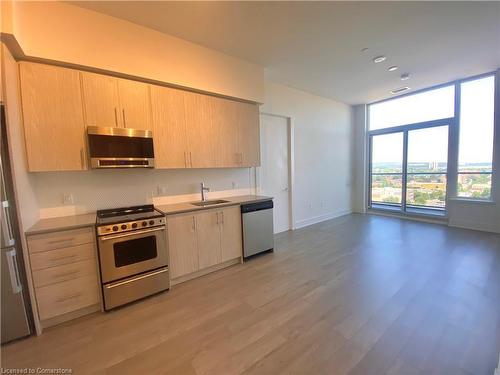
191;199;230;207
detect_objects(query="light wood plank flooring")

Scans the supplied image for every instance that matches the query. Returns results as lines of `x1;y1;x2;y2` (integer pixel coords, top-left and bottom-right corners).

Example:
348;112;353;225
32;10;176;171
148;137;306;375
2;214;500;374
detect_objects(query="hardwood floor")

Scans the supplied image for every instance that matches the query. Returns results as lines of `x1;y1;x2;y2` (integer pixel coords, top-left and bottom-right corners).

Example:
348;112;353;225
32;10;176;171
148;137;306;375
2;214;500;375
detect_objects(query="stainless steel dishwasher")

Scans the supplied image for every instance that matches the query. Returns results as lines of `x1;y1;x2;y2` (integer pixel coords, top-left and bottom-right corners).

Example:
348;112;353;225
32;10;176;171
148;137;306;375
241;200;274;258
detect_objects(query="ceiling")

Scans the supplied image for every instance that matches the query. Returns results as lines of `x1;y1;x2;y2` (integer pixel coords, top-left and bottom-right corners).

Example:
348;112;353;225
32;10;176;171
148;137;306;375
70;1;500;105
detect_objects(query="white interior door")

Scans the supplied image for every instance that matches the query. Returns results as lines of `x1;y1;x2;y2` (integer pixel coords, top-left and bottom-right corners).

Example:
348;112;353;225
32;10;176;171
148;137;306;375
258;114;290;233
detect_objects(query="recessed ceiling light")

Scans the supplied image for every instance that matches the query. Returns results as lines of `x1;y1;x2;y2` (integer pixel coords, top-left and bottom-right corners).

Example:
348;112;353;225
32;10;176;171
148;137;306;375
361;47;370;52
390;87;410;94
373;56;386;63
388;66;398;72
400;73;411;80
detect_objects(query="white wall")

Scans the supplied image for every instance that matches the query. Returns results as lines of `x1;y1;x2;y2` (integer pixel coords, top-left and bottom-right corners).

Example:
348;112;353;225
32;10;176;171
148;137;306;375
8;1;264;103
352;105;367;213
260;82;353;228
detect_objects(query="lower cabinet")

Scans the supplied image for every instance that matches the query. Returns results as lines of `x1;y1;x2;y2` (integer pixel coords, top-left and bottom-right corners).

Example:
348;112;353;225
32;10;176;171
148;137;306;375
27;227;100;325
167;205;242;281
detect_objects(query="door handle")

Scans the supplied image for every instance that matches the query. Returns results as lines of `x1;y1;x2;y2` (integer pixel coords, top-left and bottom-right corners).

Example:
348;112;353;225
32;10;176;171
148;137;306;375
100;226;165;241
114;107;119;127
1;201;15;247
105;268;168;289
6;249;22;294
122;109;126;127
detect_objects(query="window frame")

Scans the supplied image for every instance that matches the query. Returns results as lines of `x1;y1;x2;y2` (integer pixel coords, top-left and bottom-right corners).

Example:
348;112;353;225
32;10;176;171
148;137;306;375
366;70;498;215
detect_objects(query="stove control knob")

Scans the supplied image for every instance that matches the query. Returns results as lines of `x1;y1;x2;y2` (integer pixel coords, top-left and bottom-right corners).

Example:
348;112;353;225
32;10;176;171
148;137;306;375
112;226;118;232
121;224;127;230
142;221;148;227
149;220;155;226
131;223;138;229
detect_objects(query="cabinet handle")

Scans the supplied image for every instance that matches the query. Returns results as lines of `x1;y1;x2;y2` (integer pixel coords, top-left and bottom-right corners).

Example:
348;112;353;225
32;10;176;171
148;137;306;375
184;151;189;168
51;254;77;262
48;238;74;244
56;293;81;303
114;107;118;127
2;201;15;246
189;152;193;167
80;148;85;169
54;270;79;279
122;109;126;127
221;212;224;224
216;212;220;225
192;216;196;231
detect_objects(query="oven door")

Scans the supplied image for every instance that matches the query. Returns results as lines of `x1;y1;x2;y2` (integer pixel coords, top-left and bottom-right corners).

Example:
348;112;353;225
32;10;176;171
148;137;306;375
98;226;167;284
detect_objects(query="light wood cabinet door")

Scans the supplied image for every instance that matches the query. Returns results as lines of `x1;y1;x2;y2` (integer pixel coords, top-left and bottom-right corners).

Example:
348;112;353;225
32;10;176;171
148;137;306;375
196;210;222;269
19;62;86;171
81;72;120;128
150;85;189;168
167;214;198;279
220;206;242;262
237;102;261;167
211;97;239;167
118;78;152;131
184;91;216;168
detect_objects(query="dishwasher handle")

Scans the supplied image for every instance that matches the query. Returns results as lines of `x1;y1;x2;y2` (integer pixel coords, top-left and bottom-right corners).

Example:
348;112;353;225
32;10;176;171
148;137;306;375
241;200;273;213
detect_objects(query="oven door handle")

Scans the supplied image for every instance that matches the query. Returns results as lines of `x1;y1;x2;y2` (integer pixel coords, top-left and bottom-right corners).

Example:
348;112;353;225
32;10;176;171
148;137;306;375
104;268;168;289
99;226;165;241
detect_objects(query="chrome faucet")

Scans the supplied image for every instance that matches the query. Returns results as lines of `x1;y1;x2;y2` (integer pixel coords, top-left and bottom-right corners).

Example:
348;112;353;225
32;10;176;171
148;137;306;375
200;182;210;202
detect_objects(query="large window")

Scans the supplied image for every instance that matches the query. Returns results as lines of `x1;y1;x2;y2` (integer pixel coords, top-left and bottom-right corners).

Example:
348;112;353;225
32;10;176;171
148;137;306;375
368;71;497;216
457;76;495;199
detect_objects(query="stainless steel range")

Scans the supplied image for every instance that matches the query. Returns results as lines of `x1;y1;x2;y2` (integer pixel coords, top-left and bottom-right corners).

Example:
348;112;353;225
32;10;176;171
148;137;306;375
95;205;169;310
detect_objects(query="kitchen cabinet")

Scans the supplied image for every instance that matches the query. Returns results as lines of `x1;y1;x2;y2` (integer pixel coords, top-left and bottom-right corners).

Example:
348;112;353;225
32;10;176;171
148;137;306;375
81;72;120;128
150;85;189;168
237;101;261;167
220;206;243;262
117;78;152;130
211;97;240;167
19;62;87;171
27;227;100;325
80;72;152;130
167;205;242;282
184;91;216;168
167;213;199;279
197;210;222;269
19;62;260;171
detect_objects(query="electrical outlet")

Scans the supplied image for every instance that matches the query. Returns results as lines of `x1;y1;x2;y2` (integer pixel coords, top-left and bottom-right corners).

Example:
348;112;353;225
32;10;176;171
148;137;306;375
157;186;167;196
232;181;238;189
308;202;312;209
320;201;324;208
63;193;74;205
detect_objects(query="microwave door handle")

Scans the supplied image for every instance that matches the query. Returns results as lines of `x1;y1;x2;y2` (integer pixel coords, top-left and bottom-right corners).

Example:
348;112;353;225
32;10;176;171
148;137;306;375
2;201;15;247
6;249;22;294
100;226;165;241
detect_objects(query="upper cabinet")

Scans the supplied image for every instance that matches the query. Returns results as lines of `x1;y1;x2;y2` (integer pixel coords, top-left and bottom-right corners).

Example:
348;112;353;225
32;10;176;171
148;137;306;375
19;62;87;172
81;72;152;130
19;62;259;172
150;85;189;168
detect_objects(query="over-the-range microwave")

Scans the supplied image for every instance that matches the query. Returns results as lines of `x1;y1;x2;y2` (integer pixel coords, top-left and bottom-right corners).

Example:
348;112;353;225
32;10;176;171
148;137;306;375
87;126;155;169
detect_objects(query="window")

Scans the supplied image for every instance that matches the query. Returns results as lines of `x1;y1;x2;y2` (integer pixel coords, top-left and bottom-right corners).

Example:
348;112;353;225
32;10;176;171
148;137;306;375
406;126;448;209
371;133;403;206
457;76;495;200
369;85;454;130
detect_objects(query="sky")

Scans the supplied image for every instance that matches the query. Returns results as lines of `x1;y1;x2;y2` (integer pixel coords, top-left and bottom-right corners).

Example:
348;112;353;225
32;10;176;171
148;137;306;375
369;76;495;165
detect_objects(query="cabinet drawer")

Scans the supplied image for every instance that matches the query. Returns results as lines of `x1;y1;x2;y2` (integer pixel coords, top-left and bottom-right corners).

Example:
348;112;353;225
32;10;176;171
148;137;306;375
33;259;97;288
30;243;96;271
28;227;94;253
36;274;99;321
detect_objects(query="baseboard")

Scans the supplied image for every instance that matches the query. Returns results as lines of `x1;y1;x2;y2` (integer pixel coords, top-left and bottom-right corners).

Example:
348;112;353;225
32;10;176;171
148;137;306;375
40;303;101;331
448;219;500;234
294;209;352;229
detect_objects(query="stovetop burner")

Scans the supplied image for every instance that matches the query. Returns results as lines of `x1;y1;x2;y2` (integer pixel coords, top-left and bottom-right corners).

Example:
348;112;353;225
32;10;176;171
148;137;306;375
96;205;165;235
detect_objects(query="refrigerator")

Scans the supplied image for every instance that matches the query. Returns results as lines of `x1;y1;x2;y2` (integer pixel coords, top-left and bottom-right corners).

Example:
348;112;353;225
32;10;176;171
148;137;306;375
1;104;32;343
